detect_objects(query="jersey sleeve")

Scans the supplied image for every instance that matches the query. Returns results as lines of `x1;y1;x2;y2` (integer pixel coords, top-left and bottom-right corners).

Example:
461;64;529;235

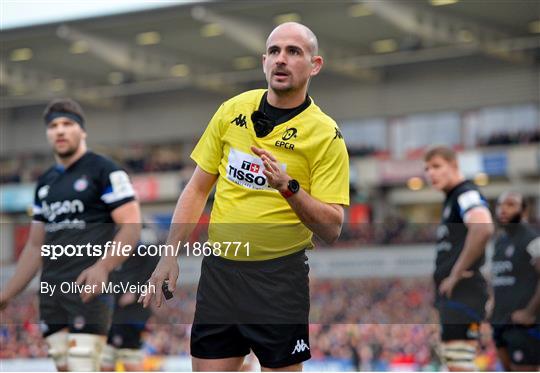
190;103;227;175
457;189;488;219
309;127;350;206
526;237;540;259
32;180;47;222
99;159;136;211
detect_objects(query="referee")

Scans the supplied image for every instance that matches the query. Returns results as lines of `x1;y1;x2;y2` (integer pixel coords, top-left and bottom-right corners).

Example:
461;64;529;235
141;22;349;371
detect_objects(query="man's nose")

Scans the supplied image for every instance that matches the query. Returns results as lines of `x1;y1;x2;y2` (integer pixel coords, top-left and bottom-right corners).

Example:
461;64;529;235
275;50;287;65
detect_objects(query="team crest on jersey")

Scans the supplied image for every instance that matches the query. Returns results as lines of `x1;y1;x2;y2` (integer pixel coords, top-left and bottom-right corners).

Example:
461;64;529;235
505;245;515;258
443;206;451;219
73;177;88;192
38;185;50;199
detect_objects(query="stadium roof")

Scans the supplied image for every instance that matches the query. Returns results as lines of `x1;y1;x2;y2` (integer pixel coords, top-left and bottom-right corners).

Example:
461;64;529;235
1;0;538;108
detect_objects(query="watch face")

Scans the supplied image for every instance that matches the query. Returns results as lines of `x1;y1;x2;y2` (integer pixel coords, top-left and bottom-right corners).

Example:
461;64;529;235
288;179;300;193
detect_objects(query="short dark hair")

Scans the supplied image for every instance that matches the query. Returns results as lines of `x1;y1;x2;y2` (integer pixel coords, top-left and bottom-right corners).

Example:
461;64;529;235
43;98;85;127
424;145;456;163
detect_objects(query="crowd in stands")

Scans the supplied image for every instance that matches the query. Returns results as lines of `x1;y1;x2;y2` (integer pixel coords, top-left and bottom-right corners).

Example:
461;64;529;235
0;142;186;184
2;126;539;184
478;129;540;147
1;278;499;370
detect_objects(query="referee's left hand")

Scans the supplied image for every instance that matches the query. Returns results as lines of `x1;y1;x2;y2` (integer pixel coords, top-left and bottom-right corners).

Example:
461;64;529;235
251;146;290;193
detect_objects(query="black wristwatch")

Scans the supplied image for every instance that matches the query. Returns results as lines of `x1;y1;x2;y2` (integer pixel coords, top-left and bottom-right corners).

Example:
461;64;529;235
281;179;300;198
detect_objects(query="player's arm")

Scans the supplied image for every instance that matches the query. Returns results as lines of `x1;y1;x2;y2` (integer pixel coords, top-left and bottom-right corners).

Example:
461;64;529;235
76;201;141;302
252;146;344;244
141;166;218;308
282;191;344;244
512;237;540;325
440;206;494;296
0;221;45;310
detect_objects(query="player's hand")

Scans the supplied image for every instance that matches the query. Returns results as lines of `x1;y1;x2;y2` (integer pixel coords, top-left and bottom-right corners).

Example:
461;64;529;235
251;146;290;193
438;271;473;298
76;263;109;303
485;296;494;320
139;256;178;308
118;292;137;307
511;308;536;326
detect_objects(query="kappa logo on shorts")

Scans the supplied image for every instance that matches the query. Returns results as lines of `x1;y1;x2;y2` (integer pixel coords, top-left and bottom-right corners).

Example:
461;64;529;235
291;339;309;355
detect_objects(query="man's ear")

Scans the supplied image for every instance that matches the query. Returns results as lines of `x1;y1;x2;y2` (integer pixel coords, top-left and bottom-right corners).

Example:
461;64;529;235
310;55;323;77
262;54;267;74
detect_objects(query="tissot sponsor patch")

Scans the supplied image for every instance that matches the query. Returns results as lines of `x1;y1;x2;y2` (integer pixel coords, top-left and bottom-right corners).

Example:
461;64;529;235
226;148;285;190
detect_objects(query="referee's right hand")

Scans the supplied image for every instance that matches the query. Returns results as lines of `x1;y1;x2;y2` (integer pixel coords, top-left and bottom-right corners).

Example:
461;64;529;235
139;256;179;308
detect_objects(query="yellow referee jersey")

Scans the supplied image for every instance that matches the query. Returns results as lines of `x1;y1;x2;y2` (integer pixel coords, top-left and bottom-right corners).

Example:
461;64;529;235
191;89;349;260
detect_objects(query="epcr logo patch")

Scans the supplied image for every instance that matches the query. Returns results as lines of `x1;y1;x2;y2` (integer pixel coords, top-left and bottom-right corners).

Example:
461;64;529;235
74;177;88;192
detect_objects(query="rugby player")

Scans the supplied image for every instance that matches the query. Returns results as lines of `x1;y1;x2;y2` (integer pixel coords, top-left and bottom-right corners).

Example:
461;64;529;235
490;191;539;371
0;98;141;371
424;146;494;371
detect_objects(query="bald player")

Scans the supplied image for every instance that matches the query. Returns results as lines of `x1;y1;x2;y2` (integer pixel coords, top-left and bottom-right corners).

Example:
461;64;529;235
490;191;540;371
140;22;349;371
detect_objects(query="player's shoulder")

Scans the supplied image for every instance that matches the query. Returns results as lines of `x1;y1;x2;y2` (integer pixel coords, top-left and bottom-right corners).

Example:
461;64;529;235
454;180;483;199
521;224;540;241
84;152;124;174
223;89;266;108
35;165;58;185
454;181;488;215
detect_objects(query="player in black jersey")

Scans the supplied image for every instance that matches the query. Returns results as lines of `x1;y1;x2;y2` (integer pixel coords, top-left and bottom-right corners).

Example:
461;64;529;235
490;191;540;371
424;146;494;371
0;98;141;371
100;224;159;371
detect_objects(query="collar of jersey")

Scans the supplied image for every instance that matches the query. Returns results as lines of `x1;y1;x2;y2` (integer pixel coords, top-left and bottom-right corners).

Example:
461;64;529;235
257;91;312;127
54;151;90;173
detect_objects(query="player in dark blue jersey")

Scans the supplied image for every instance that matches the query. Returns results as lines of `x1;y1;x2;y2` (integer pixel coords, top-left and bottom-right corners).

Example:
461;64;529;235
100;224;159;371
424;146;494;371
0;98;141;371
490;191;539;371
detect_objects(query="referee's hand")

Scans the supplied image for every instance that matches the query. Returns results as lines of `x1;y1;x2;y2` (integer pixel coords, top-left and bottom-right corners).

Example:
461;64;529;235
251;146;290;192
139;256;179;308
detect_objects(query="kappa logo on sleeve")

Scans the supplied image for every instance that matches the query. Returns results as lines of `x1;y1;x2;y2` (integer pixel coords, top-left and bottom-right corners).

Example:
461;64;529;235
226;148;285;191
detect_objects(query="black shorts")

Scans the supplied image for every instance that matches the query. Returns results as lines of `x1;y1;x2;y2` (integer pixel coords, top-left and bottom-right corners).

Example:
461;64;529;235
492;324;540;366
435;277;487;342
39;290;113;337
191;250;311;368
107;299;151;349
